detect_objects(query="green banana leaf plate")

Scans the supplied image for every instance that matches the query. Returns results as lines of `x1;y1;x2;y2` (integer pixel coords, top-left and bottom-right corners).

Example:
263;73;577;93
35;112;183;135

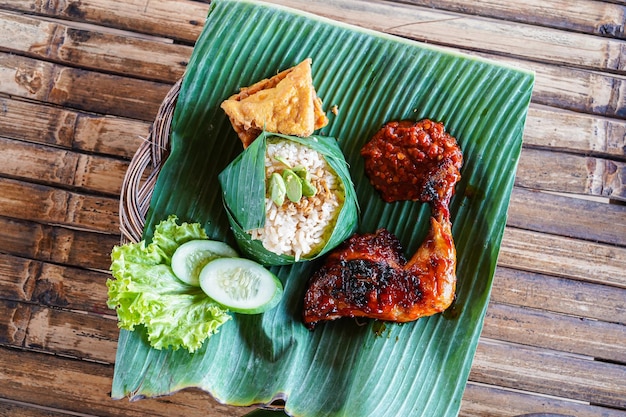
111;0;534;416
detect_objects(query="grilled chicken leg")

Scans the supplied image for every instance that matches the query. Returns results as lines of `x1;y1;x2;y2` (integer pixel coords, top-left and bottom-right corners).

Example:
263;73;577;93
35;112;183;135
303;120;463;329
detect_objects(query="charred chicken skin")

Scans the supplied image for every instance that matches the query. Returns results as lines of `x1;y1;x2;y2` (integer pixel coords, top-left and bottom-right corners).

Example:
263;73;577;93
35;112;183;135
303;119;463;329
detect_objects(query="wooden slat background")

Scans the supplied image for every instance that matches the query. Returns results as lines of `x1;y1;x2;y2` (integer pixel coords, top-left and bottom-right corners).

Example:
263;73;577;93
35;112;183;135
0;0;624;416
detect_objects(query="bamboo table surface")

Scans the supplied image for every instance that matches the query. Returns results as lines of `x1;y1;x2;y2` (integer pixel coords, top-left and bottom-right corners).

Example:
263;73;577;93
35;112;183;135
0;0;625;416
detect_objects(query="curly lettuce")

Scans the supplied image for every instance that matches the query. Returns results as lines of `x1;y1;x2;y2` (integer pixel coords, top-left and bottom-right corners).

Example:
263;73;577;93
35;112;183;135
107;215;231;352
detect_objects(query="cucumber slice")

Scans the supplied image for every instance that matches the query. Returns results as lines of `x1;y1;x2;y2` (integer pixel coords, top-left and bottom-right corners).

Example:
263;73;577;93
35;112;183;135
199;258;283;314
171;239;238;286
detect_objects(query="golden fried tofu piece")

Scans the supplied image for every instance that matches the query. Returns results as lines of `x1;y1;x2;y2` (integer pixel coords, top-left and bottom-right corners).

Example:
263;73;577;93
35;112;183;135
221;58;329;148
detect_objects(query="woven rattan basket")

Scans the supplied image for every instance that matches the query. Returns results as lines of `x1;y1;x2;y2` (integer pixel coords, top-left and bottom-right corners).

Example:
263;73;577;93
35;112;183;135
119;79;182;244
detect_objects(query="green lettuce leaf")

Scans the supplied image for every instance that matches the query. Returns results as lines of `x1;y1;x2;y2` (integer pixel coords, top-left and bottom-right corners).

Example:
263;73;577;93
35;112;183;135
107;215;231;352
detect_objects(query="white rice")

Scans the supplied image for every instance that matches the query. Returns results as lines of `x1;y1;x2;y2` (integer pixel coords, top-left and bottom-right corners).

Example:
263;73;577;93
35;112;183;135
249;140;344;261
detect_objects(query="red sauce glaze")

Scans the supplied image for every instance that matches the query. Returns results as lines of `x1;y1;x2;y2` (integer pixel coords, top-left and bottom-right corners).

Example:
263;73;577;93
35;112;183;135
302;119;464;329
360;119;463;212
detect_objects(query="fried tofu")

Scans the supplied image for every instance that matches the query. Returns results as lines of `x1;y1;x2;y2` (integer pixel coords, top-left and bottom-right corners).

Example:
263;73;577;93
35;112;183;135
220;58;329;148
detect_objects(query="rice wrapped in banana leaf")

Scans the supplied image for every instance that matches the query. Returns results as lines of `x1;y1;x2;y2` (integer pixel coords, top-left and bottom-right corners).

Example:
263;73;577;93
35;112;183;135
219;132;358;265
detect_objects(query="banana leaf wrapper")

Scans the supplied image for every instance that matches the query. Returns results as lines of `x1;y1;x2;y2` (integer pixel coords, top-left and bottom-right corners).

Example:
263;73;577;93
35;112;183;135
219;132;359;266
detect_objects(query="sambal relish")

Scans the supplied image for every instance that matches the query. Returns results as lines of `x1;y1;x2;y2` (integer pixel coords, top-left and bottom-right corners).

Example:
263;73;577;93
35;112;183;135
360;119;463;206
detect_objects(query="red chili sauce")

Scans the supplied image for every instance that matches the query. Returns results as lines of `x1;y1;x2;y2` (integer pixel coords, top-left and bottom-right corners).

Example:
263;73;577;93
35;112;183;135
360;119;463;210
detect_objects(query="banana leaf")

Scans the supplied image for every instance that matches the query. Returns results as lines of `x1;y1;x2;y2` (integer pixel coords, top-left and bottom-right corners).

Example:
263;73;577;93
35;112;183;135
111;0;534;416
219;132;359;265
